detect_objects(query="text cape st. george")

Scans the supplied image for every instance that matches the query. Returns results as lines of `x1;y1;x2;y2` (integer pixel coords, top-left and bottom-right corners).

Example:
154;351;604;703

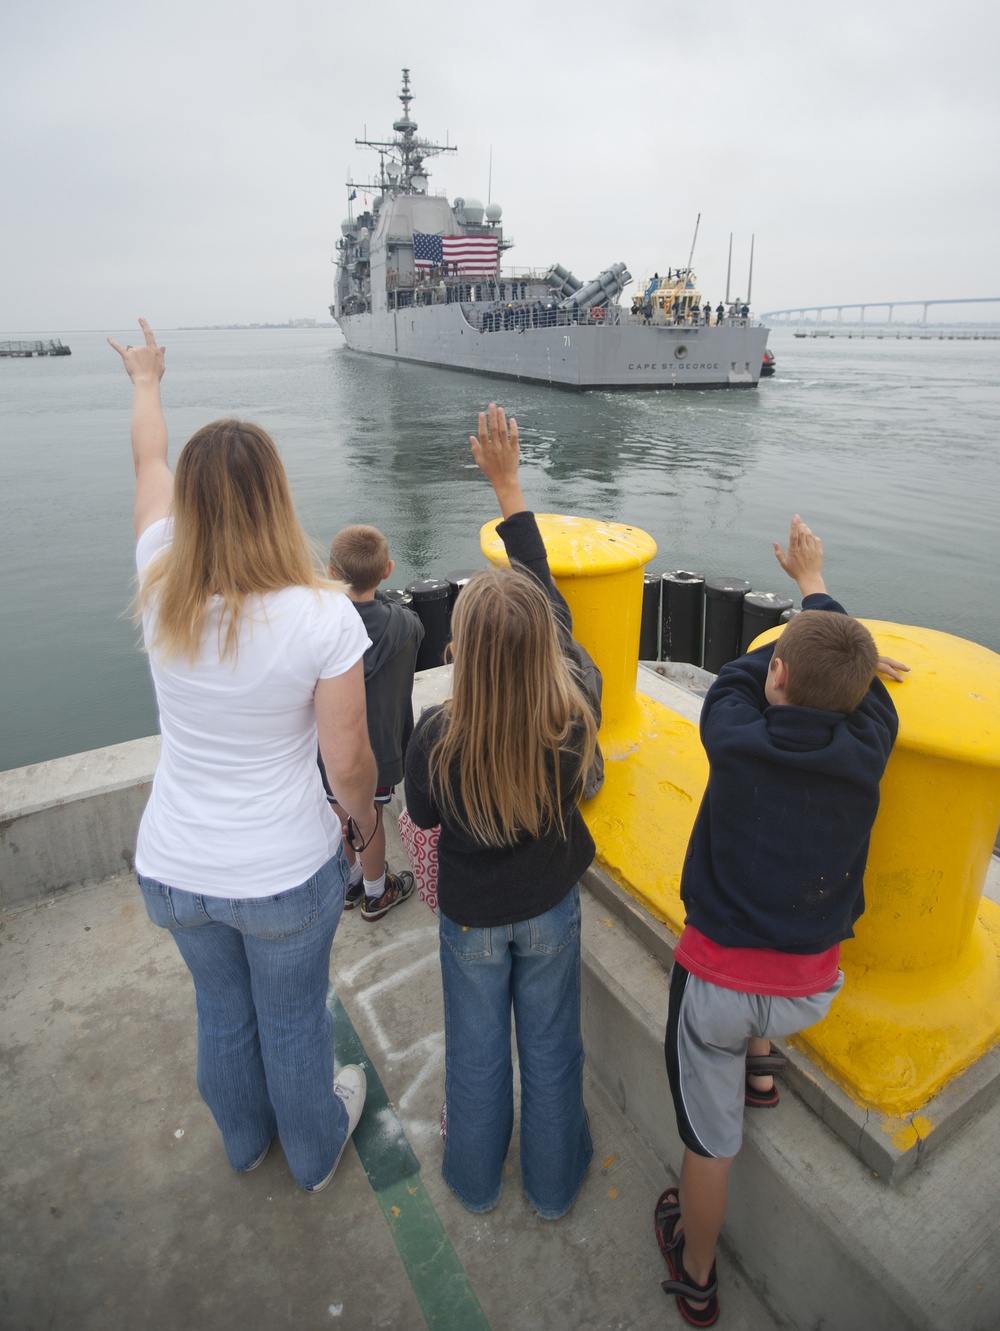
413;232;499;274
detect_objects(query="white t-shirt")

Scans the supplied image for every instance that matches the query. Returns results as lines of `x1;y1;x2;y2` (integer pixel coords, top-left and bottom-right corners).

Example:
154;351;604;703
135;519;370;898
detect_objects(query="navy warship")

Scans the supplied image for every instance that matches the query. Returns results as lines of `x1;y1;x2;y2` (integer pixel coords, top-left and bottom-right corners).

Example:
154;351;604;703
332;71;770;390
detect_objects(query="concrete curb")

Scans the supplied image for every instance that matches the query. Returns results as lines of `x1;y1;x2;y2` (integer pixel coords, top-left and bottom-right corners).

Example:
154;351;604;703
0;737;160;907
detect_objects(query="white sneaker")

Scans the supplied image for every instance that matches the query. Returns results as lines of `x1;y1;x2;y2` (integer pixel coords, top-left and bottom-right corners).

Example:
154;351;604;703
308;1064;367;1192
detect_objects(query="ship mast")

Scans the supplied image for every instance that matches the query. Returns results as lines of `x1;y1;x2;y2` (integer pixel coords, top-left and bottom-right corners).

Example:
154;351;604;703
747;234;755;305
685;213;701;278
350;68;457;195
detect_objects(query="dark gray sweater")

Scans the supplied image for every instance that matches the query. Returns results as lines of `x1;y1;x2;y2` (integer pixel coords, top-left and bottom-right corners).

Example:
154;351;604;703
319;592;423;795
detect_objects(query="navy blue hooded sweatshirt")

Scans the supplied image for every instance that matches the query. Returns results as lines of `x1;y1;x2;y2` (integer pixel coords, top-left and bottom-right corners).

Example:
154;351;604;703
680;594;898;954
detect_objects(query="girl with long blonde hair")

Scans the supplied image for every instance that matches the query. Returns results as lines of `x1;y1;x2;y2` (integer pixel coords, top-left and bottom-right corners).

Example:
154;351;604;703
404;405;600;1219
109;320;376;1192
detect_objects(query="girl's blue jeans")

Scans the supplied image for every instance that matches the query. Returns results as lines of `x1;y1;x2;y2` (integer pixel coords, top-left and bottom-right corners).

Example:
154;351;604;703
438;884;593;1219
137;851;349;1191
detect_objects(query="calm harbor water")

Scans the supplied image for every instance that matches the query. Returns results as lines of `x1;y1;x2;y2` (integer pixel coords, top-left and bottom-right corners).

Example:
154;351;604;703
2;325;998;772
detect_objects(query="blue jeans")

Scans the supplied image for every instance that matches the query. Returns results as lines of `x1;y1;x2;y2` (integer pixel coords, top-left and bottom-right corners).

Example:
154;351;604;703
137;852;349;1190
439;885;593;1219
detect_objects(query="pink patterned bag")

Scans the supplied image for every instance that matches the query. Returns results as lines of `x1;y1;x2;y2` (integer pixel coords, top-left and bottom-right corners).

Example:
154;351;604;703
397;808;440;914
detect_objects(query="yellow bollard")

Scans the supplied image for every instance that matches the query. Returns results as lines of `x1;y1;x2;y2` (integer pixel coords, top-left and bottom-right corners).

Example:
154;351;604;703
480;514;704;933
752;620;1000;1117
480;514;657;756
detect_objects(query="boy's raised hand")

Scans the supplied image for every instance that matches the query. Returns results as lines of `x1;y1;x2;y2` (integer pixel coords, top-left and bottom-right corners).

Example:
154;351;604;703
470;402;527;519
774;514;827;598
775;516;911;681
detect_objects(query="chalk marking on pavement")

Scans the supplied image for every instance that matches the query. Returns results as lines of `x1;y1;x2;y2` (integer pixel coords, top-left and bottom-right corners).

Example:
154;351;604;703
328;988;491;1331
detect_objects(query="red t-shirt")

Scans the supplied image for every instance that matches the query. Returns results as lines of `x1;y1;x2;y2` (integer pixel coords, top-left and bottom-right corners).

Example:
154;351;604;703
675;925;840;997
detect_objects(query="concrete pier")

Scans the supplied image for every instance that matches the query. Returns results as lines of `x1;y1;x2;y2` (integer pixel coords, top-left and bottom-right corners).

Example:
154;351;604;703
2;669;1000;1329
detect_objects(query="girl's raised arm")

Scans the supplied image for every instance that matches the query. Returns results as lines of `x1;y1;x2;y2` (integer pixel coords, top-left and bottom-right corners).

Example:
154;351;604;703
470;402;527;519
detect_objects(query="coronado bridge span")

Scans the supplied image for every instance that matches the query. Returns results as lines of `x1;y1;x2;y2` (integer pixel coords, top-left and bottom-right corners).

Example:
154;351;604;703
761;296;1000;326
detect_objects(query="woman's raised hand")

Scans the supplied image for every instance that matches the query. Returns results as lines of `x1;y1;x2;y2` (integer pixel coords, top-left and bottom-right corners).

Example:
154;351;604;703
470;403;526;518
107;318;165;384
108;318;172;537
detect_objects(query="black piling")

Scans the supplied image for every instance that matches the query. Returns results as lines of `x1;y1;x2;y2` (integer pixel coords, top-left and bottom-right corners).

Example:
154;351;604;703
662;571;705;666
740;592;795;654
639;574;662;660
407;578;452;671
444;568;480;615
703;577;751;672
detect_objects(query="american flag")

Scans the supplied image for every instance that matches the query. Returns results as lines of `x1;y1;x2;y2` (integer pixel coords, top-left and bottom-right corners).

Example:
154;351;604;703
413;232;498;273
413;232;443;268
443;234;498;274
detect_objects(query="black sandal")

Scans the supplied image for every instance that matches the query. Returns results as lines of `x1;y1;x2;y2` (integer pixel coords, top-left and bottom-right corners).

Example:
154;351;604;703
662;1266;720;1328
747;1045;786;1075
745;1047;785;1108
662;1230;720;1328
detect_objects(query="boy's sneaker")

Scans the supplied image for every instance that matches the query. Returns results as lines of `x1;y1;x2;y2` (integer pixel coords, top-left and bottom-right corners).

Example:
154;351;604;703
361;869;415;921
344;879;364;911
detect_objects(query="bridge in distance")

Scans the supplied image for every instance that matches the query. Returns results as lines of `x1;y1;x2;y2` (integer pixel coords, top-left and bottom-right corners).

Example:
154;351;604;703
761;296;1000;325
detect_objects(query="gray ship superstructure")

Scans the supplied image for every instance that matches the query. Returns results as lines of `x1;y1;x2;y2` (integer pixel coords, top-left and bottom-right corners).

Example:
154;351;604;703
332;71;769;390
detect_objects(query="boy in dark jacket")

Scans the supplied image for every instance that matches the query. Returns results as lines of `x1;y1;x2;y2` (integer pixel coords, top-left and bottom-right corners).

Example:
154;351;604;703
656;515;906;1327
321;525;424;921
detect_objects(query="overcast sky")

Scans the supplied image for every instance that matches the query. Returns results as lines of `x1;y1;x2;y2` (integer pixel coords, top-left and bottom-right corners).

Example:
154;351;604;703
3;0;998;330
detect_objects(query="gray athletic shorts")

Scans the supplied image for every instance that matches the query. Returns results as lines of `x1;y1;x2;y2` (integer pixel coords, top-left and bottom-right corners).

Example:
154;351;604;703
665;961;843;1159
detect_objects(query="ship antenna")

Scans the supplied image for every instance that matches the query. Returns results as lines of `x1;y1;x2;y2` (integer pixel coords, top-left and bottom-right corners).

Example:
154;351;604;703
747;234;755;305
488;145;492;204
395;68;420;187
725;232;733;304
354;69;457;195
686;213;701;278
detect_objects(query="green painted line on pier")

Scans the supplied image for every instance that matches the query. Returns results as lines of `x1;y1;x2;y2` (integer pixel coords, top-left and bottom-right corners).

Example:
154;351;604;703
329;989;492;1331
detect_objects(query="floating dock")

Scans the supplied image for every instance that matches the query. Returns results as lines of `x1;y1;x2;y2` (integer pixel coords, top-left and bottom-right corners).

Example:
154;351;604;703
0;339;71;358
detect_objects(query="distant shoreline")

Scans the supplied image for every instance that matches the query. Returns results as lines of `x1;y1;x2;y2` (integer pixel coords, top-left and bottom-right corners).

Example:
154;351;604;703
0;323;340;335
178;322;338;331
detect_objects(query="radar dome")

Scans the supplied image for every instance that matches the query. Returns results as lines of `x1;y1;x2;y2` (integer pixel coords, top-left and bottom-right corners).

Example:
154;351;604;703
484;202;503;222
462;197;484;226
340;218;355;235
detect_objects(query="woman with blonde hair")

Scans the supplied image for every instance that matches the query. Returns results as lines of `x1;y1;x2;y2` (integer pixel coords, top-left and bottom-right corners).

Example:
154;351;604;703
108;320;376;1192
404;404;600;1219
